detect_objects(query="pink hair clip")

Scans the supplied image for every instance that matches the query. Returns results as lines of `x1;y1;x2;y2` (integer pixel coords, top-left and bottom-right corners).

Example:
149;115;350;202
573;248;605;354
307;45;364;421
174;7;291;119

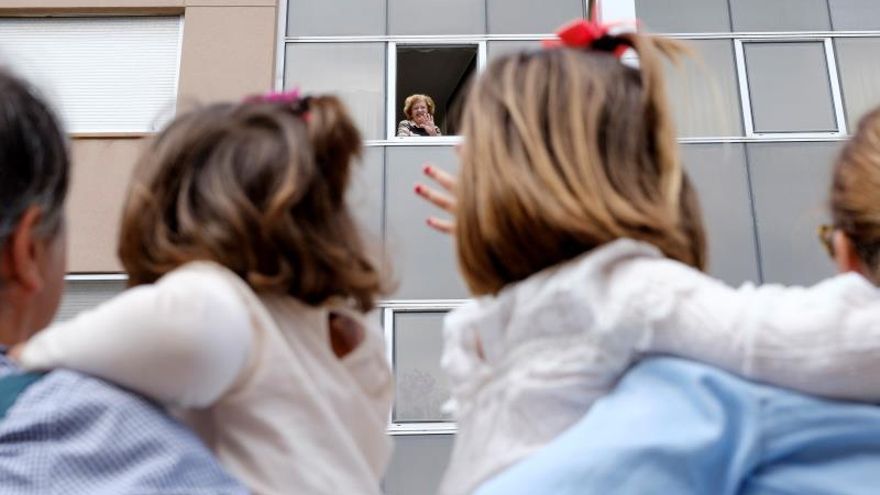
244;89;301;104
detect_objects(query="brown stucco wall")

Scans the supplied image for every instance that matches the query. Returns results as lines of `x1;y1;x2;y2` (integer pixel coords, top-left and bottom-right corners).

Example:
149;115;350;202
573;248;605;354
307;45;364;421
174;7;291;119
0;0;279;272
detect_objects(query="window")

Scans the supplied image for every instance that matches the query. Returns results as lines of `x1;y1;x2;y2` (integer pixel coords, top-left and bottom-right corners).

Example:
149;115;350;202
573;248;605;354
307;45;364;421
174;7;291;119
394;44;479;138
0;16;181;134
829;0;880;30
284;42;386;140
738;40;845;136
56;277;127;323
286;0;386;36
387;310;455;426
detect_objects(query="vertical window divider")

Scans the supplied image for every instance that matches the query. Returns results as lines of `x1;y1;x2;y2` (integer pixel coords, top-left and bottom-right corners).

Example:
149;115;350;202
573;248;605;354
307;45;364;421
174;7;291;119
382;307;396;429
274;0;290;91
824;37;849;136
386;41;398;139
733;38;756;137
477;40;488;70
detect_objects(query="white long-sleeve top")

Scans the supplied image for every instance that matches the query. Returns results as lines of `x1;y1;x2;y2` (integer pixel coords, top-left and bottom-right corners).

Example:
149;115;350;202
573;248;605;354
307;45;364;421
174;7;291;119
20;261;393;495
439;239;880;495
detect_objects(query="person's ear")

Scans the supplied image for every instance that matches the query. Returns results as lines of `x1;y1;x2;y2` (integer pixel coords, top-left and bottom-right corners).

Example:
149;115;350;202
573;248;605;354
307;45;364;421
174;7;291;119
832;230;867;277
0;206;46;294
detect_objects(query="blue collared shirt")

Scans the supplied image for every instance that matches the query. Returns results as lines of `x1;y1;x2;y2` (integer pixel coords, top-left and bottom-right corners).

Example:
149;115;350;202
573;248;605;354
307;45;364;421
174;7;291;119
0;354;247;494
477;357;880;495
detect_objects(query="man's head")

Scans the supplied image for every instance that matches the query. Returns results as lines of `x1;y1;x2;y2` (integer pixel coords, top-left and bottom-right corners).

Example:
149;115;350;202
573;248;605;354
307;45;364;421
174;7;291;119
0;70;69;344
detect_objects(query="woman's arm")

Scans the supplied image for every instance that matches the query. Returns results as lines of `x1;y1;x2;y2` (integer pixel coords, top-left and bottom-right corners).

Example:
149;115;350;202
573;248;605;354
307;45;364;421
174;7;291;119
397;121;414;137
18;264;252;407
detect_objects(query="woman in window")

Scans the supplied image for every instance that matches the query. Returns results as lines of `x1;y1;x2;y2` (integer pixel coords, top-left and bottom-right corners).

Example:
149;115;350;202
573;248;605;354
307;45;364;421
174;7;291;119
397;94;441;137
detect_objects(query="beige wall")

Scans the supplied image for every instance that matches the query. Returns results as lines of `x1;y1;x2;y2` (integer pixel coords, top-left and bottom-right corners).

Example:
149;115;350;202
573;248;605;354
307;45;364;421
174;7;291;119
0;0;279;272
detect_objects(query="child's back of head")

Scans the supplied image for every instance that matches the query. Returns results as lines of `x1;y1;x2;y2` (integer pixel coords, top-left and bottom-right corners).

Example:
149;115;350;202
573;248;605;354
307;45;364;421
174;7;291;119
119;94;385;311
455;28;707;295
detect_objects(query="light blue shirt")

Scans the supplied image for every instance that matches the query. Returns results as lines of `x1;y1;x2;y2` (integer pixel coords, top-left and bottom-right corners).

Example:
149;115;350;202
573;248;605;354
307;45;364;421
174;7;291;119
477;357;880;495
0;353;247;494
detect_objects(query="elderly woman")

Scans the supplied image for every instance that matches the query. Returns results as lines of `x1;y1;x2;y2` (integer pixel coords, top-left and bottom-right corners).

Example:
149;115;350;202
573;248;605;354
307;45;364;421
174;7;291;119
397;94;441;137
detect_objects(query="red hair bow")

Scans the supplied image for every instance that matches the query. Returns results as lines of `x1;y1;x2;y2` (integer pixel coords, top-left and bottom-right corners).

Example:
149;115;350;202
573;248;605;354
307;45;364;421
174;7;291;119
542;19;632;58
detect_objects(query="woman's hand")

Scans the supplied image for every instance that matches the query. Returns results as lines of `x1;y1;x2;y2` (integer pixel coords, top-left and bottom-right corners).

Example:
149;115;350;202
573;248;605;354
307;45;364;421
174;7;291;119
423;114;439;136
414;164;457;234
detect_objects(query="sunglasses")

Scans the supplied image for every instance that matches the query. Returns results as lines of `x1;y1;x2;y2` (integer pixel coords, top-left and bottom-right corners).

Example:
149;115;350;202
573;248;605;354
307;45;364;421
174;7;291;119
817;224;835;257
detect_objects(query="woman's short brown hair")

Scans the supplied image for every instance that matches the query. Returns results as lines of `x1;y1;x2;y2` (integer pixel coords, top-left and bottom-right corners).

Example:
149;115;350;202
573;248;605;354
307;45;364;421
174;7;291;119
403;94;436;120
118;95;386;311
456;35;706;295
831;107;880;282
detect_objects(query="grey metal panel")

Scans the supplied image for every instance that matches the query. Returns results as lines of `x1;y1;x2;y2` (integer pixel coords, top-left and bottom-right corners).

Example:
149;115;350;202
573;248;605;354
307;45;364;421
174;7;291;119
834;38;880;132
348;147;386;276
349;147;385;239
681;143;759;285
383;434;454;495
385;146;468;299
667;40;742;137
388;0;485;35
55;280;127;322
730;0;831;32
487;40;540;64
829;0;880;31
487;0;582;35
746;142;839;286
393;311;452;423
635;0;731;33
744;42;837;133
284;43;385;140
286;0;386;36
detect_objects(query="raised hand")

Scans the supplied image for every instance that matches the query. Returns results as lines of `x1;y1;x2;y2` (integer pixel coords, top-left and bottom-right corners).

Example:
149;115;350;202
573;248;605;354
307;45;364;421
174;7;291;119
414;164;457;234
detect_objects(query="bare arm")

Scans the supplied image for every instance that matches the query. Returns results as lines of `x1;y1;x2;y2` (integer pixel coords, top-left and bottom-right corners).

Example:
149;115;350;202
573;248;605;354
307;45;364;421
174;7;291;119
18;264;253;407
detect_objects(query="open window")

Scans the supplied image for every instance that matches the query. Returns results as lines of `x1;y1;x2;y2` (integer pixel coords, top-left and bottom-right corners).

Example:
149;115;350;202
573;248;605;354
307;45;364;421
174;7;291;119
391;43;482;139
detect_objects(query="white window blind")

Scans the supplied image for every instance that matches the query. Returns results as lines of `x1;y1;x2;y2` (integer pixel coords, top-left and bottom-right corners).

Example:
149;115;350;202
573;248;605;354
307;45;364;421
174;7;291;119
0;16;182;134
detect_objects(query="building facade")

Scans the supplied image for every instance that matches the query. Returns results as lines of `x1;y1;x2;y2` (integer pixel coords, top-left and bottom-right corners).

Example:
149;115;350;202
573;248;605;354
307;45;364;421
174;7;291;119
2;0;880;493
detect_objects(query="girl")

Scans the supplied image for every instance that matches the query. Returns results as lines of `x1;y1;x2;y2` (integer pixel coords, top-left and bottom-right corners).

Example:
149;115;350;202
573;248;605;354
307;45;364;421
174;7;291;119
417;20;880;495
16;93;393;495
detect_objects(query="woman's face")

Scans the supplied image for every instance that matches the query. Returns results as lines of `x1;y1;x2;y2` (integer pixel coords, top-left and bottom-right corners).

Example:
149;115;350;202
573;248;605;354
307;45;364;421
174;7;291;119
411;100;430;122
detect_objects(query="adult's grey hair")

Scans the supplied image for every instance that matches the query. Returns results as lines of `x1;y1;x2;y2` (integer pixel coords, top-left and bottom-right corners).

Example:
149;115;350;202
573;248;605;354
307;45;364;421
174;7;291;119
0;69;69;253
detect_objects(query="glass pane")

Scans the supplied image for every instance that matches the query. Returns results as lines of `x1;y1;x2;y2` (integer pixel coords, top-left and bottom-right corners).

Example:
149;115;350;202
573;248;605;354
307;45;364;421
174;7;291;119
487;0;582;34
681;144;759;285
635;0;731;33
284;43;385;140
392;311;452;423
396;45;477;137
286;0;386;36
388;0;485;35
747;142;840;285
666;40;742;137
835;38;880;132
383;434;454;495
744;42;837;133
385;146;468;299
56;279;127;322
487;40;540;64
731;0;831;32
830;0;880;30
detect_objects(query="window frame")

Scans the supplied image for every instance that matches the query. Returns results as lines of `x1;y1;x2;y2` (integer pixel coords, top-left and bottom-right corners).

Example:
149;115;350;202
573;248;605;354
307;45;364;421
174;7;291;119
387;39;487;143
734;36;848;138
382;301;466;435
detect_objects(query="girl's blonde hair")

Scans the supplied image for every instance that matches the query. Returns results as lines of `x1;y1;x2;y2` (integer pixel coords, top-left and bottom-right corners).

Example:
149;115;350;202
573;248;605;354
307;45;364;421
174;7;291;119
831;107;880;282
456;33;707;295
118;95;386;311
